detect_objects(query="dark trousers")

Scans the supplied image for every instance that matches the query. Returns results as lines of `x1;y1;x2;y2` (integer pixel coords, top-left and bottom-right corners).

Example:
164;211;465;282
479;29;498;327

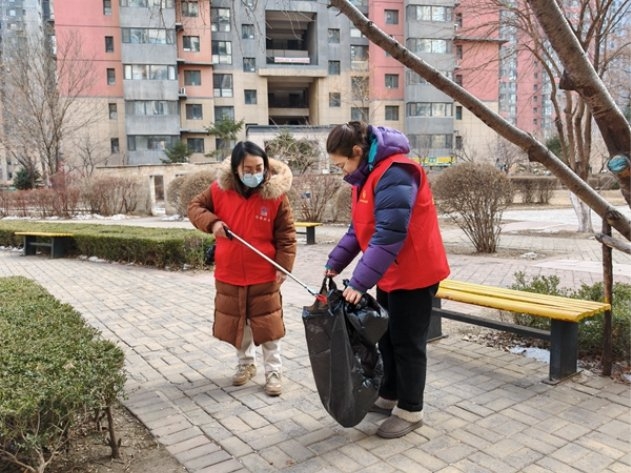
376;284;438;412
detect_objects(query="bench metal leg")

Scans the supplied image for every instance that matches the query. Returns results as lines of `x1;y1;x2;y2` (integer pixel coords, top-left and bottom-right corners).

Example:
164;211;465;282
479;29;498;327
305;227;316;245
548;320;579;383
51;238;68;258
23;236;37;256
428;296;445;341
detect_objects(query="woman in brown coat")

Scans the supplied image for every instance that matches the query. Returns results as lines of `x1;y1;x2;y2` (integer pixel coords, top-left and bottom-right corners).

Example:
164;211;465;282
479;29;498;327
188;141;296;396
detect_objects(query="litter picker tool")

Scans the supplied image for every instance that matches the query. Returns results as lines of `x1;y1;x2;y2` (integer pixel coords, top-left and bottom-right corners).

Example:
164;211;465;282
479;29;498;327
223;226;326;302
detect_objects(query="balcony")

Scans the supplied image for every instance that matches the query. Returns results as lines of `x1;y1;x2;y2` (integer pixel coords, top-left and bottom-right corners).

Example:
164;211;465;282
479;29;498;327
266;49;311;65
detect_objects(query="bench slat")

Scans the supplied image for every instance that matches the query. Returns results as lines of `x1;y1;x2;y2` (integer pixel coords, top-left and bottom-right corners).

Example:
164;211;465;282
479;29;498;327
294;222;321;228
437;279;610;322
15;232;74;237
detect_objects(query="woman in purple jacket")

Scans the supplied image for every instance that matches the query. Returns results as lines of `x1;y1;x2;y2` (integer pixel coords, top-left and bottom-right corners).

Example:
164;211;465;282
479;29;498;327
325;121;450;438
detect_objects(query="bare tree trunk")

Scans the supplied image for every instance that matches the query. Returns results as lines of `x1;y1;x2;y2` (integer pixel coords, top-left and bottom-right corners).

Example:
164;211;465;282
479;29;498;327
569;192;594;233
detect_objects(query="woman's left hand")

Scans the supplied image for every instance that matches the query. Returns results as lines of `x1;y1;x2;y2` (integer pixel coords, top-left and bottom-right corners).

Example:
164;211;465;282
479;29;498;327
275;270;287;284
342;286;363;305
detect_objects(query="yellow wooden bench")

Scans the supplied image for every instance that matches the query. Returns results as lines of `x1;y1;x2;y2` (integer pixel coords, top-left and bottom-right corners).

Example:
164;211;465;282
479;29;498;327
295;222;322;245
430;279;611;383
15;231;75;259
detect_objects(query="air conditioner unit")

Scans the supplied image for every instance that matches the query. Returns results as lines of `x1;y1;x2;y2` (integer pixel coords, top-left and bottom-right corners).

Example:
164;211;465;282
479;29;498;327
179;87;186;95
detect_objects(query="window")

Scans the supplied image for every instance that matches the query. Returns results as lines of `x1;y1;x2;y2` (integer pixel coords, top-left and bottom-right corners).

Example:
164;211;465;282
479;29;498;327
214;106;234;121
244;89;257;104
351;77;368;99
455;74;463;86
184;70;201;86
407;38;451;54
351;107;369;121
121;0;175;6
242;24;255;39
183;36;200;52
106;68;116;85
213;74;233;97
186;104;203;120
103;0;112;15
455;105;462;120
350;45;368;70
127;135;177;151
187;138;204;153
385;74;399;88
126;101;178;116
329;93;341;107
455;135;463;150
105;36;114;52
385;106;399;120
212;41;232;64
211;7;231;32
243;57;256;72
406;102;453;117
328;29;340;43
385;9;399;24
123;64;176;80
121;28;174;45
407;5;453;22
108;103;117;119
350;26;365;38
456;45;463;59
328;61;341;75
110;138;120;153
181;1;198;17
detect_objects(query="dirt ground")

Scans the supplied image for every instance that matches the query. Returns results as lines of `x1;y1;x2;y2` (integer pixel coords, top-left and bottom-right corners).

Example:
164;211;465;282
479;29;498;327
44;405;187;473
0;404;186;473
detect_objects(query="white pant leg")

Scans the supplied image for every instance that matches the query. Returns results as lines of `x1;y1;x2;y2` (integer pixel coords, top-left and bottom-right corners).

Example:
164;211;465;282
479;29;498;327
236;321;256;366
262;339;282;375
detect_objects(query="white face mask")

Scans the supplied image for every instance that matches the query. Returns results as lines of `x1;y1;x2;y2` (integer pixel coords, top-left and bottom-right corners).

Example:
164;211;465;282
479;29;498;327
240;172;264;188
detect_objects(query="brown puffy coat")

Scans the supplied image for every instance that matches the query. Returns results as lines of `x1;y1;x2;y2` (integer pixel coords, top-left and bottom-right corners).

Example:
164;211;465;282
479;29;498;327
188;158;297;348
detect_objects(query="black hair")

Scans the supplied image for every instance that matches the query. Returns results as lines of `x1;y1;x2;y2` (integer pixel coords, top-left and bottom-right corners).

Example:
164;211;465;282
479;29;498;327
326;121;370;158
230;141;269;173
230;141;269;194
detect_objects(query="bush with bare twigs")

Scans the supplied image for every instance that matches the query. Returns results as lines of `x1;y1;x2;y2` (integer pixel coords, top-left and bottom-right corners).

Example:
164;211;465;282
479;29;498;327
175;170;217;217
289;174;343;222
82;176;149;216
432;162;512;253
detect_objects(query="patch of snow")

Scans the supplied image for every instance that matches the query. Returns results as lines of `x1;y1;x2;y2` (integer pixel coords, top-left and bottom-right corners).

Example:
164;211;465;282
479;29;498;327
509;346;550;364
161;214;185;222
520;252;538;260
623;373;631;384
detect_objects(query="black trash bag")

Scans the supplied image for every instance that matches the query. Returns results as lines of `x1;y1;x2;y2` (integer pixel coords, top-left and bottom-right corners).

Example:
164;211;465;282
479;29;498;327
302;278;389;427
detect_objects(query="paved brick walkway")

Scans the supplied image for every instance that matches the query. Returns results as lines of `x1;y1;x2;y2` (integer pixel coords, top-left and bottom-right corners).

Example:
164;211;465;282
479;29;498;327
1;218;630;473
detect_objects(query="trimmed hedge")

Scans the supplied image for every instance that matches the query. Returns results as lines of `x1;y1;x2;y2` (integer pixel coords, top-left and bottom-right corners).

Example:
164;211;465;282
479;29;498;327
0;276;126;472
0;221;214;270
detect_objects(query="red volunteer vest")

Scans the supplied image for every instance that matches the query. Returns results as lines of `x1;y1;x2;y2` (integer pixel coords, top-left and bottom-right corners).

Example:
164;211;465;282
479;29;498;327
211;181;283;285
352;155;450;291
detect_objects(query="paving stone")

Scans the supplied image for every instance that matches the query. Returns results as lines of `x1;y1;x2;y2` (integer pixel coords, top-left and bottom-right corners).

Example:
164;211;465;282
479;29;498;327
3;219;630;473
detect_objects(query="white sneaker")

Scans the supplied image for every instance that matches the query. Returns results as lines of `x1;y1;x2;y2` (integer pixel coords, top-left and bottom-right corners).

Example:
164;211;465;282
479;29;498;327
232;364;256;386
264;371;282;396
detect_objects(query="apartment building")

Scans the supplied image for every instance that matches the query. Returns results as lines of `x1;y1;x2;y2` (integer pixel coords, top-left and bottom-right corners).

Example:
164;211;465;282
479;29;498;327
0;0;45;184
1;0;561;184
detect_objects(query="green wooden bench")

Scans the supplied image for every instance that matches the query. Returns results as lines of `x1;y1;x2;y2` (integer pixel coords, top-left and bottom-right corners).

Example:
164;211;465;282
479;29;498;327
295;222;322;245
430;279;611;383
15;231;75;259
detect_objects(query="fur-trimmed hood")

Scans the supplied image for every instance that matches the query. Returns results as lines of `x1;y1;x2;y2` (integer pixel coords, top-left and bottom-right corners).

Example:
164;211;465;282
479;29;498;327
215;157;293;200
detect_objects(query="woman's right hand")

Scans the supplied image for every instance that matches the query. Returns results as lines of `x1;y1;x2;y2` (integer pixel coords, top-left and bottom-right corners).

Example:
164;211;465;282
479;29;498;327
324;268;338;278
212;221;229;239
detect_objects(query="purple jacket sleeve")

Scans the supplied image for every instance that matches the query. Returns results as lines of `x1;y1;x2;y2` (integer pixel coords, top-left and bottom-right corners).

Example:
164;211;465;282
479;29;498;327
348;164;419;292
325;225;361;273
